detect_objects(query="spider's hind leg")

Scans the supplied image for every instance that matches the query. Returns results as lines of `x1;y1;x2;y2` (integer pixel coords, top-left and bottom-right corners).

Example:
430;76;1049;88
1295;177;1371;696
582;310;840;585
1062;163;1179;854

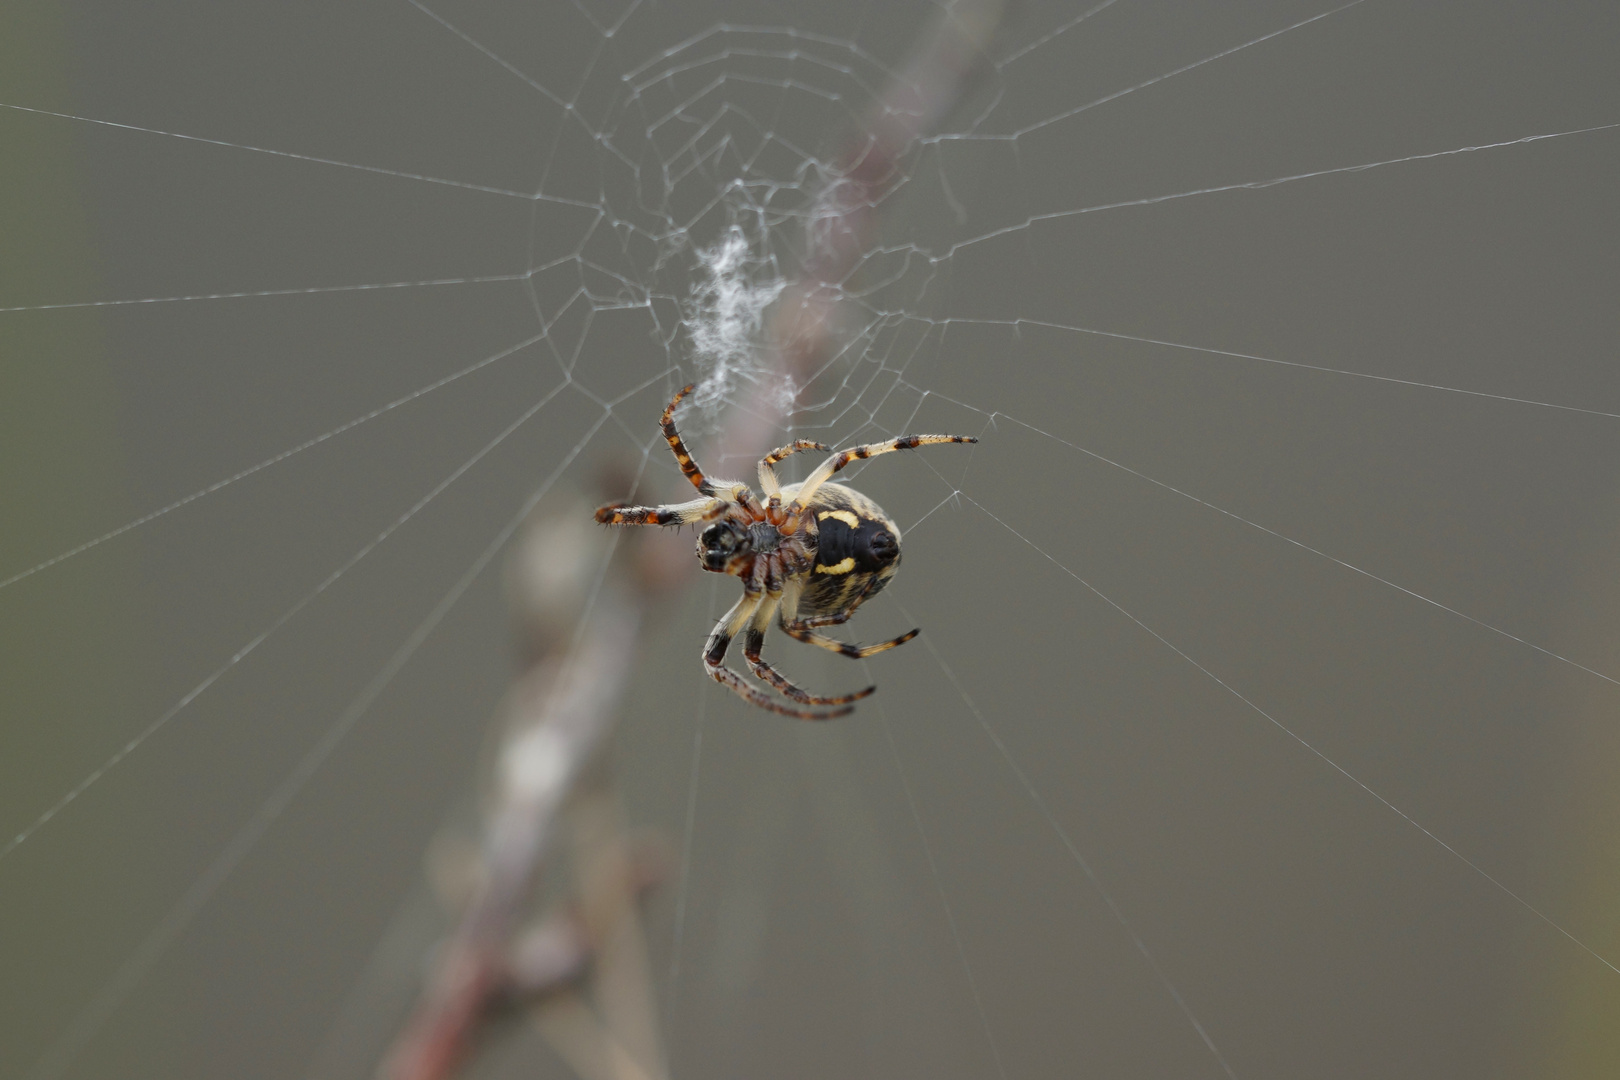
704;595;853;720
781;621;920;659
743;596;875;706
779;575;919;658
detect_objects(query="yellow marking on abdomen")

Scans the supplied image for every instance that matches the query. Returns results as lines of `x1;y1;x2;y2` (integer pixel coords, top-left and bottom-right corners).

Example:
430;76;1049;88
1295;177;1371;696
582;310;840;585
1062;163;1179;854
817;510;860;527
816;557;856;575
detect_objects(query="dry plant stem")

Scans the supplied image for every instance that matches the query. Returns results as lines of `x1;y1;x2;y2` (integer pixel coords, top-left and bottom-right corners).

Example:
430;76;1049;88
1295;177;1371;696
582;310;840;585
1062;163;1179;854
533;784;668;1079
379;593;645;1080
535;992;662;1080
378;4;1003;1077
776;0;1005;390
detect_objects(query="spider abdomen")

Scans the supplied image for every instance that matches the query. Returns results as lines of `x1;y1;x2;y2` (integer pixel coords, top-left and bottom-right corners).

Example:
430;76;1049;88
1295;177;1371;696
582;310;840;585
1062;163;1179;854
811;507;898;575
793;483;902;619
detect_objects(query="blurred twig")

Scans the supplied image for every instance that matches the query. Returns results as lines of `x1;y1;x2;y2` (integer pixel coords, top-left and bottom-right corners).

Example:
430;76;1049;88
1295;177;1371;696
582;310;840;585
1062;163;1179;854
377;4;1003;1077
379;510;667;1080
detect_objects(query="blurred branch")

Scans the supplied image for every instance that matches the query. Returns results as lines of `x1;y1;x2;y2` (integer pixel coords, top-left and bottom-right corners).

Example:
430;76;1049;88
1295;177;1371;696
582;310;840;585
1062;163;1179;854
377;4;1003;1077
379;518;663;1080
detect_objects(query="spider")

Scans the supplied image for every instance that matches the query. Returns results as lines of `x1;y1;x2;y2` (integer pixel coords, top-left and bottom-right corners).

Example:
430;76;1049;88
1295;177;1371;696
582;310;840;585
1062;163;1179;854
596;384;977;720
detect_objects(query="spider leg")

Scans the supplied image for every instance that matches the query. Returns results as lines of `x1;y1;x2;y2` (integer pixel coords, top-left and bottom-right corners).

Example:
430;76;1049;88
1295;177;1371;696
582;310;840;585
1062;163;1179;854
780;620;920;659
756;439;831;500
743;593;875;706
704;595;854;720
778;573;919;657
595;495;724;526
660;384;716;495
789;433;977;510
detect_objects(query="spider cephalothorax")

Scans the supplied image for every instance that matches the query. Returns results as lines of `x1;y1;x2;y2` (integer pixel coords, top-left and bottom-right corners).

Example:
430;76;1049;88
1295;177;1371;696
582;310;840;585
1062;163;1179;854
596;384;975;719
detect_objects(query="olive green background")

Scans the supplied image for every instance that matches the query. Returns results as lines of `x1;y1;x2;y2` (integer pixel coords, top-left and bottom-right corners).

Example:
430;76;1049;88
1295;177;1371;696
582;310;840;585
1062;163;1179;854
3;1;1619;1077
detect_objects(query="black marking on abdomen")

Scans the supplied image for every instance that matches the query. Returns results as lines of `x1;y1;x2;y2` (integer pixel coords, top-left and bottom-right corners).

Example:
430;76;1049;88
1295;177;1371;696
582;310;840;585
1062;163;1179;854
812;510;900;575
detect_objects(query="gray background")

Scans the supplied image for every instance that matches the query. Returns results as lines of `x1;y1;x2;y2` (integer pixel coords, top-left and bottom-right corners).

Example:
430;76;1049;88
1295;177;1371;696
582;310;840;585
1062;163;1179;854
3;0;1619;1077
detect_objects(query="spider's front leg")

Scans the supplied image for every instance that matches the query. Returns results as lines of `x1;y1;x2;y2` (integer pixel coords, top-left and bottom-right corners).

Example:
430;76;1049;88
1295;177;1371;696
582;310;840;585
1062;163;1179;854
756;438;831;503
595;496;723;527
596;383;741;524
703;581;853;720
660;383;716;495
789;432;978;509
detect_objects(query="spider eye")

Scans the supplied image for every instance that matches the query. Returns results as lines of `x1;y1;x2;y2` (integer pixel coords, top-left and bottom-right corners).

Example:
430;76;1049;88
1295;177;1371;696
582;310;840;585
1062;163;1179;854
698;521;745;572
700;522;737;551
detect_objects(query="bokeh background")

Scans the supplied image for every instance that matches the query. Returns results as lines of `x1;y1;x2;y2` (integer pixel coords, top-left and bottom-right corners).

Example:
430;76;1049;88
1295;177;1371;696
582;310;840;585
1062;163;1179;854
3;1;1619;1077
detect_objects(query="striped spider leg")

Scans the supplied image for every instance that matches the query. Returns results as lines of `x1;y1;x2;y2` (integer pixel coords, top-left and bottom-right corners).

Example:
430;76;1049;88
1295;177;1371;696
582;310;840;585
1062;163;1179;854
778;574;921;658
